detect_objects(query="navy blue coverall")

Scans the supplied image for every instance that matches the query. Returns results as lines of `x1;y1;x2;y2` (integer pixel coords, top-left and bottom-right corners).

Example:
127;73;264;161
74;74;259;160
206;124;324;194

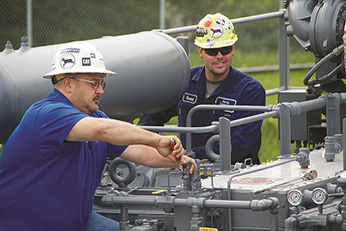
139;65;266;164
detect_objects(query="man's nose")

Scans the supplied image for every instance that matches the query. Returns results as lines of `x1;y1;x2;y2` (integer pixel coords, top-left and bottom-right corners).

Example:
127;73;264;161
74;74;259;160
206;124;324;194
95;85;105;94
215;51;224;57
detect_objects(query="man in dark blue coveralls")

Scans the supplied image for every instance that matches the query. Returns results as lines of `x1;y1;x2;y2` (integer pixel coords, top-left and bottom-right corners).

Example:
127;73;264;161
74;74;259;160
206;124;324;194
139;13;266;164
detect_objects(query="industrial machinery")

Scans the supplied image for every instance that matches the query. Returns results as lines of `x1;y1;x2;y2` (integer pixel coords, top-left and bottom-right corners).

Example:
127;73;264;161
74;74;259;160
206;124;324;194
2;0;346;230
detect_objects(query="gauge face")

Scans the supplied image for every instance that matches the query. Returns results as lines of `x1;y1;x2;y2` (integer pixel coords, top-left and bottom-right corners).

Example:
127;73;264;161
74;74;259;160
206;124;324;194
287;189;303;206
311;188;328;205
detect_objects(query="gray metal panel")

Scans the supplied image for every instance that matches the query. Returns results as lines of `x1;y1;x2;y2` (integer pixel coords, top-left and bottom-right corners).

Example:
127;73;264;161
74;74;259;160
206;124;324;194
278;87;322;141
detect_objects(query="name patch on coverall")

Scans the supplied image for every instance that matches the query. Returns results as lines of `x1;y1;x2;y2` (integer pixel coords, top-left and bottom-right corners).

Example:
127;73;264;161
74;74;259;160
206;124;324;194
215;97;236;114
182;93;198;104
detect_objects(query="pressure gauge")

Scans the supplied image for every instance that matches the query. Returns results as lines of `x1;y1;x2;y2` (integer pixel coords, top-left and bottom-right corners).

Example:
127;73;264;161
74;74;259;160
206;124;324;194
287;189;303;206
311;188;328;205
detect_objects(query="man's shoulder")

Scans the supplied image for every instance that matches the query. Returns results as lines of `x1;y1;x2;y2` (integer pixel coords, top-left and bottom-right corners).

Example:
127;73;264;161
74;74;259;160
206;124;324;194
34;98;74;113
28;98;84;124
231;68;264;90
190;66;204;77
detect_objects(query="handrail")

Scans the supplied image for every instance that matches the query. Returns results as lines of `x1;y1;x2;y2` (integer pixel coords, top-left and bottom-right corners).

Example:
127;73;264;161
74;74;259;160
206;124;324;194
185;105;276;151
139;124;218;134
159;10;286;35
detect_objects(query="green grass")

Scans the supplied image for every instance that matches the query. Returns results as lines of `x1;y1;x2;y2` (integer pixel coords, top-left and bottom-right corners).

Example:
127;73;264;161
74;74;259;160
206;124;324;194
252;70;308;162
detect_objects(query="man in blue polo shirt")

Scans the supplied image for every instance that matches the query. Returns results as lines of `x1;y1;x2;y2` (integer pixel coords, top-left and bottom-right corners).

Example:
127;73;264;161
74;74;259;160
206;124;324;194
139;13;265;164
0;42;193;231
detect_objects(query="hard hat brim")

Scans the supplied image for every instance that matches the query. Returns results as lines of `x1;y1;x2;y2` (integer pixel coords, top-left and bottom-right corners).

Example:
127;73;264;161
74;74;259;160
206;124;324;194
43;69;116;79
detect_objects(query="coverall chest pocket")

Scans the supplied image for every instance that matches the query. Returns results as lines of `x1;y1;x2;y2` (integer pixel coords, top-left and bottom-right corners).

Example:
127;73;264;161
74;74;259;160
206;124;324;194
213;97;236;120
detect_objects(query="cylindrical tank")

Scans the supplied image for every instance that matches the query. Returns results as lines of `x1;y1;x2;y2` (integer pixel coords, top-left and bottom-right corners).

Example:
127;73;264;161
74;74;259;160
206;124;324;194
0;32;190;143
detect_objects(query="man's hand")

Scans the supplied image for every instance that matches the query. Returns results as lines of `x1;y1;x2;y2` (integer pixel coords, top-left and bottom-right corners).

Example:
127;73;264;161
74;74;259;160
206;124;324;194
155;135;196;174
179;155;196;175
156;136;185;158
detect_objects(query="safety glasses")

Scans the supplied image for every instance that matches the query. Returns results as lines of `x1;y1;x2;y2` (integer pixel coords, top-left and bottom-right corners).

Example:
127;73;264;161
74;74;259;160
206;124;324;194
203;46;233;56
70;77;106;90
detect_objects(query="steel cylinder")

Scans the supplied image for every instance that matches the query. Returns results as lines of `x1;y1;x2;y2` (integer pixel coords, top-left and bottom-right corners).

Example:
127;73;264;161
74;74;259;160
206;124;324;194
0;32;190;143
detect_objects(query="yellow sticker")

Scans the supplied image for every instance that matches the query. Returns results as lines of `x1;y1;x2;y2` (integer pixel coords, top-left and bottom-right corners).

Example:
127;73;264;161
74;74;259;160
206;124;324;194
199;227;218;231
152;190;165;195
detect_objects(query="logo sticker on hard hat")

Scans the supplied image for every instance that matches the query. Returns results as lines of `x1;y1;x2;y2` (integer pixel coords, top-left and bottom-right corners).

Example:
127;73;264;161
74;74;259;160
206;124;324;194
215;17;232;33
206;39;215;48
82;58;91;66
209;25;223;38
59;48;80;54
196;27;208;37
215;17;226;26
60;53;75;69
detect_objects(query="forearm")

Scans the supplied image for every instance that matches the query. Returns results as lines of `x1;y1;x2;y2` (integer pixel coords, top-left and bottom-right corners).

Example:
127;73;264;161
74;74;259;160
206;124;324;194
99;119;161;147
67;117;161;147
121;145;177;168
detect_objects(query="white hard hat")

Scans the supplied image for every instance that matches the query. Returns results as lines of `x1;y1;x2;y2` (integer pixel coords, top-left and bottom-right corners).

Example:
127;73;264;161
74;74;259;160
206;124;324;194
43;41;116;79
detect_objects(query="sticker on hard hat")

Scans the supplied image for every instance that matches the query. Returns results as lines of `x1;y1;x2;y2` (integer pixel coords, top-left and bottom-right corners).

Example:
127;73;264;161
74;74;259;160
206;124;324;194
215;17;226;26
196;27;208;37
206;39;215;48
203;20;213;29
59;47;80;54
209;25;223;38
60;53;75;69
82;58;91;66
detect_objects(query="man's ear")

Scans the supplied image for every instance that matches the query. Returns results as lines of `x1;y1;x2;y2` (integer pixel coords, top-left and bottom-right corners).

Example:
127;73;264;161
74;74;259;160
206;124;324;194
62;77;74;93
198;47;203;58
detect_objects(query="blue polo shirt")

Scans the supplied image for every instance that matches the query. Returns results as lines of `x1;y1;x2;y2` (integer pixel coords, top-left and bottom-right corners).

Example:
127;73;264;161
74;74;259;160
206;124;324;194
0;89;127;231
139;66;265;164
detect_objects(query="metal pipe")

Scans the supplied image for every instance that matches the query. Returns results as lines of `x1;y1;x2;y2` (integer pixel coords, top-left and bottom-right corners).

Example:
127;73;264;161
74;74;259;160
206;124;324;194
219;117;231;172
159;0;165;29
278;8;289;90
26;0;32;47
279;104;292;155
287;97;326;116
185;105;275;151
120;205;129;231
270;209;279;231
102;194;277;210
205;135;220;161
139;124;218;133
0;31;191;143
285;213;343;230
266;87;286;96
338;93;346;105
228;111;279;128
326;93;341;136
277;97;325;156
102;195;156;205
161;10;286;35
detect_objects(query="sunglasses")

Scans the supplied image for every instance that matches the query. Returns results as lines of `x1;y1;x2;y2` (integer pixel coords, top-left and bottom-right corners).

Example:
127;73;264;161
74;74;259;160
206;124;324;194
203;46;233;56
